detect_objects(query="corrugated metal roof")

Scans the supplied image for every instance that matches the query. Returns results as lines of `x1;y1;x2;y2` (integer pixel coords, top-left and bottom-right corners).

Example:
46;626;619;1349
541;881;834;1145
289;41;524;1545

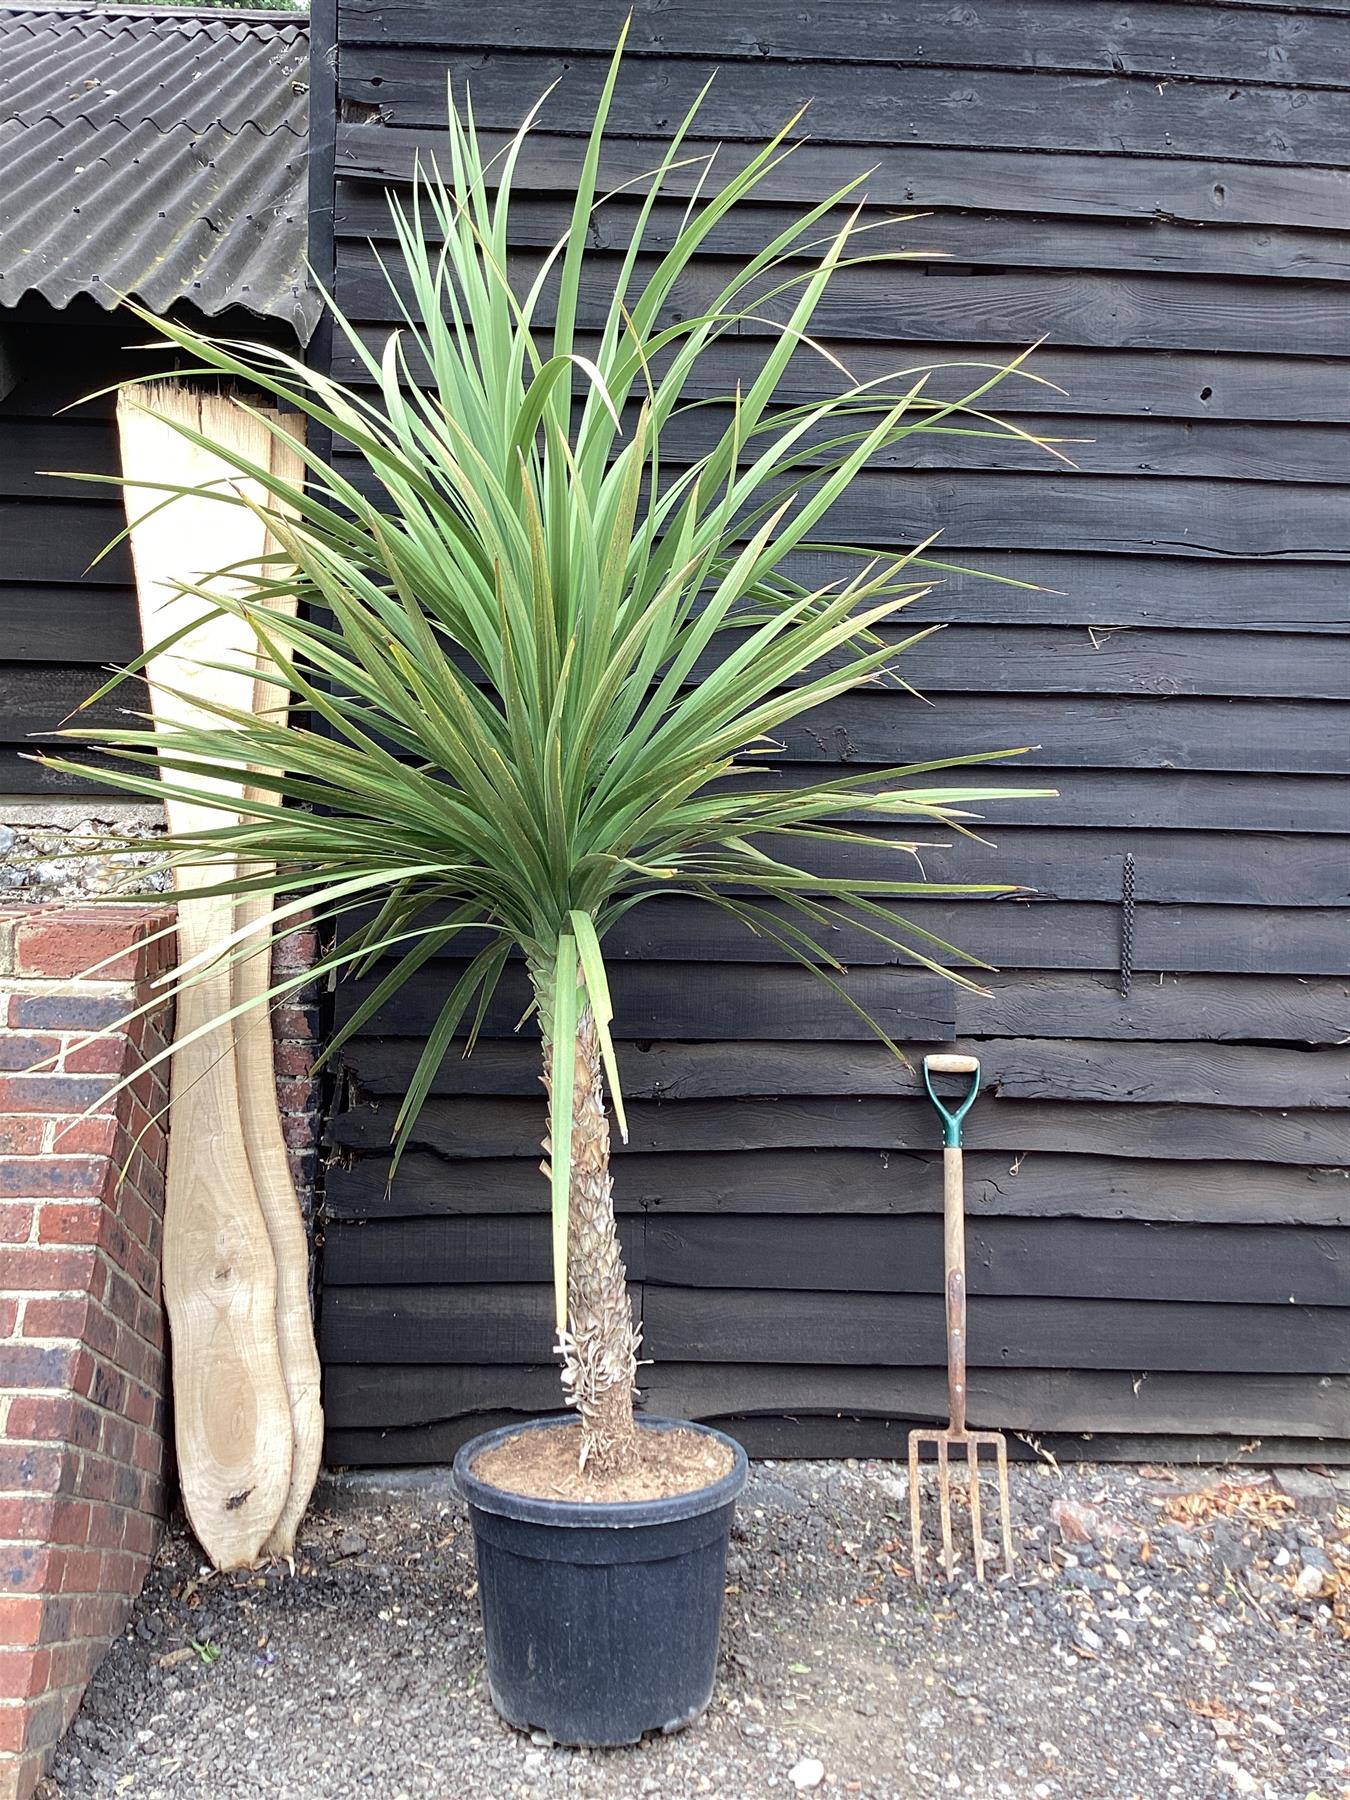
0;3;317;337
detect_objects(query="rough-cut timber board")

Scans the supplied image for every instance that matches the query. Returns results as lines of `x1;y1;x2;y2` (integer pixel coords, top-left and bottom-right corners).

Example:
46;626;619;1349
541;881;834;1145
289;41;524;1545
323;1410;1350;1468
322;1213;1350;1307
119;385;292;1569
324;1148;1350;1228
232;417;323;1561
344;1036;1350;1109
322;1362;1350;1442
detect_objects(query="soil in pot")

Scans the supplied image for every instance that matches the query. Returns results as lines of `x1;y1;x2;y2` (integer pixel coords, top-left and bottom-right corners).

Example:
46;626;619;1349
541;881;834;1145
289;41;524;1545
473;1420;734;1503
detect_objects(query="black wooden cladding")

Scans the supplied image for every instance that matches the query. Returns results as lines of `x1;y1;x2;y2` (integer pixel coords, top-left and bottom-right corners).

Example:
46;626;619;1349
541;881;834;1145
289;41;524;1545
313;0;1350;1463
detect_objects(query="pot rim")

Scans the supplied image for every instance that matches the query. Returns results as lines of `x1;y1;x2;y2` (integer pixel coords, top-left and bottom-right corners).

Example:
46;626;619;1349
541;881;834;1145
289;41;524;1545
452;1414;748;1529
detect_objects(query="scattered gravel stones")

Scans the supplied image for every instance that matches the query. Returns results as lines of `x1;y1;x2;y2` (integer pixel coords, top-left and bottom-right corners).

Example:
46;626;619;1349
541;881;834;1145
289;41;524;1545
43;1459;1350;1799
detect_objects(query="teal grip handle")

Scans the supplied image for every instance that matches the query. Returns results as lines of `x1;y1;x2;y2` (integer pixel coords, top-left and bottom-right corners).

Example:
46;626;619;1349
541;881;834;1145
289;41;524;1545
922;1057;981;1148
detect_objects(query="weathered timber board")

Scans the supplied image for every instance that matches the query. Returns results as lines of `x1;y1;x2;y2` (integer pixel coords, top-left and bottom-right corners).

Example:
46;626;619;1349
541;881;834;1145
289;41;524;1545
323;1149;1350;1228
339;50;1349;164
957;973;1350;1042
338;0;1350;90
322;1213;1350;1306
337;190;1350;285
5;588;141;663
343;1036;1350;1109
322;1414;1350;1467
336;127;1350;233
333;326;1350;425
335;966;1350;1040
323;1362;1350;1440
770;695;1350;773
343;246;1350;359
319;1282;1350;1372
708;1420;1350;1465
642;1287;1350;1372
690;771;1350;834
330;1093;1350;1167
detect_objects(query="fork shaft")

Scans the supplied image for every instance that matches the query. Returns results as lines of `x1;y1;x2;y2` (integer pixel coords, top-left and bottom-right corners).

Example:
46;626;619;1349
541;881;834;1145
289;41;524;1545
943;1145;968;1435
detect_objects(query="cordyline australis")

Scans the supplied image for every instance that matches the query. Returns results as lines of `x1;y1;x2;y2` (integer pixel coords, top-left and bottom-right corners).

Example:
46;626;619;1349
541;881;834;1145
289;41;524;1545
47;35;1058;1477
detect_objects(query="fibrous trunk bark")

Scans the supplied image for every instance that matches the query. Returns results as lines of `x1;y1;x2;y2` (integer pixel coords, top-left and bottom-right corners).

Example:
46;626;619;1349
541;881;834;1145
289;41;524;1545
543;1007;640;1475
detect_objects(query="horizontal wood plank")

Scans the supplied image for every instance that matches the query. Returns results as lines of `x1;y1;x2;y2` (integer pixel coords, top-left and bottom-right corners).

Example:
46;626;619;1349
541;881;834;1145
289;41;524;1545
336;963;1350;1040
324;1362;1350;1439
323;1414;1350;1466
320;1281;1350;1371
338;1;1350;92
336;126;1350;233
323;1213;1350;1305
334;325;1350;426
337;189;1350;285
343;1036;1350;1109
330;1093;1350;1166
339;50;1350;165
342;245;1350;359
325;1148;1350;1228
644;1286;1350;1372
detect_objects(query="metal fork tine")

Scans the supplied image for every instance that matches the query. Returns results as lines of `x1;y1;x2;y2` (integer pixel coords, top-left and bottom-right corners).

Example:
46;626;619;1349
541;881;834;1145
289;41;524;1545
936;1438;955;1579
908;1431;925;1583
966;1439;985;1583
995;1433;1015;1574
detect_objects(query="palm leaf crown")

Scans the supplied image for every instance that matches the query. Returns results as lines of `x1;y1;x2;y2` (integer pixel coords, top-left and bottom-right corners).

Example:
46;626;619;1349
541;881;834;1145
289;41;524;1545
51;35;1055;1322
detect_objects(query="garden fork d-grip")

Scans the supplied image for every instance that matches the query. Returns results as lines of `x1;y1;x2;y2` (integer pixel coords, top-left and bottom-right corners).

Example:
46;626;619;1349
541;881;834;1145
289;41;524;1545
907;1053;1015;1584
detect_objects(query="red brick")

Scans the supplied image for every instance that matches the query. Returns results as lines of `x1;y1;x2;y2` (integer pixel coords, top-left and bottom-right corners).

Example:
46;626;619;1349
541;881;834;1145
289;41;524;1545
33;1202;104;1247
60;1038;130;1076
274;1076;320;1114
46;1639;97;1693
0;1158;109;1202
0;1119;43;1156
0;1547;52;1595
6;1398;100;1454
68;1594;122;1642
46;1501;91;1549
0;1301;16;1338
45;1117;117;1159
56;1550;101;1596
0;1498;54;1544
20;1295;89;1345
0;1248;96;1294
0;1444;69;1498
272;1040;316;1078
0;1035;62;1073
120;1512;157;1560
0;1076;114;1117
0;1203;34;1241
0;1649;51;1703
0;1598;43;1649
271;1004;318;1040
13;917;147;983
281;1112;318;1149
0;1344;78;1394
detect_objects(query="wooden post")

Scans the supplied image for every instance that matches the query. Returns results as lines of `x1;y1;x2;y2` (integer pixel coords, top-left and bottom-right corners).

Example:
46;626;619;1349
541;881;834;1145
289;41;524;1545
117;383;321;1567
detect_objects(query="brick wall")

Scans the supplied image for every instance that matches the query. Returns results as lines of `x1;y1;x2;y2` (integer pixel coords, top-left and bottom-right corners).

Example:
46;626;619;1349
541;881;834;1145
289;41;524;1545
0;906;174;1800
271;921;324;1249
0;903;326;1800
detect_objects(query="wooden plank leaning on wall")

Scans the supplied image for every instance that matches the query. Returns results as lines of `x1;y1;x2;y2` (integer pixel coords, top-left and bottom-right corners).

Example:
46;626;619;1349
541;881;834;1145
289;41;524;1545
117;384;322;1568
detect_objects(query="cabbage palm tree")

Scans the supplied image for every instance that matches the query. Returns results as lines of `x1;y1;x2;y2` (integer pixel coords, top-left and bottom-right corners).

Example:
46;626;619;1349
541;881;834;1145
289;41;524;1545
54;39;1054;1478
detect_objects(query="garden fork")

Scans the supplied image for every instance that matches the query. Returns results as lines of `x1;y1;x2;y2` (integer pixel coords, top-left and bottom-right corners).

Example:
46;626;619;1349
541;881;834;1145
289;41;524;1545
907;1053;1015;1583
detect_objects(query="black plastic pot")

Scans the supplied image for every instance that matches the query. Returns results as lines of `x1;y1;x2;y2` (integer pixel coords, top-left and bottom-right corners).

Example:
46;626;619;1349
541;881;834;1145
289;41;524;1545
453;1414;748;1746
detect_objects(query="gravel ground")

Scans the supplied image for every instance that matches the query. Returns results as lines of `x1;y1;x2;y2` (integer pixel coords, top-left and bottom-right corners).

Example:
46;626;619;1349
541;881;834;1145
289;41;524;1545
44;1458;1350;1800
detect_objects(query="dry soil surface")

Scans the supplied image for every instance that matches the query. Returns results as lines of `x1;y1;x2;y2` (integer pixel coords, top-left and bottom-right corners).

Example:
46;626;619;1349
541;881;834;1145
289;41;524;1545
43;1458;1350;1800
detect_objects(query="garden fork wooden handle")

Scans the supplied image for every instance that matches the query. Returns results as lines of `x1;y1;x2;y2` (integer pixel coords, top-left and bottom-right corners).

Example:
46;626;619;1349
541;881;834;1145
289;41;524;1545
943;1143;968;1436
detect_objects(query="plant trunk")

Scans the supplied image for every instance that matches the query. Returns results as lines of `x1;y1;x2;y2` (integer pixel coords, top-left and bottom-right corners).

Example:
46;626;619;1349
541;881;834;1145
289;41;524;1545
542;1007;640;1476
